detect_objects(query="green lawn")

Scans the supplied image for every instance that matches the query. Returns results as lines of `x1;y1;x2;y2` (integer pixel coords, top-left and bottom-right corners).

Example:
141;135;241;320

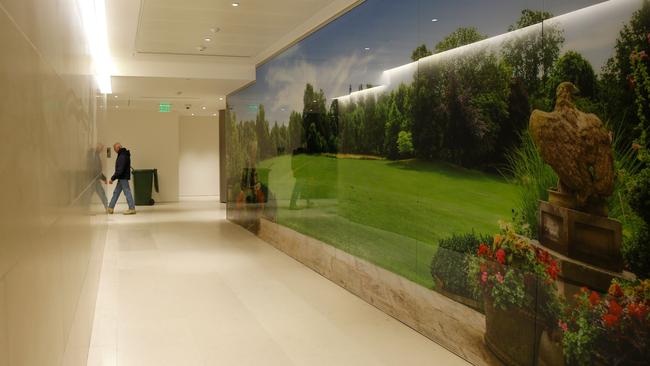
258;155;518;287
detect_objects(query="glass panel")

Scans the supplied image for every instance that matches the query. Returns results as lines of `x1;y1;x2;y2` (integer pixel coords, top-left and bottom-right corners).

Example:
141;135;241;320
225;0;650;364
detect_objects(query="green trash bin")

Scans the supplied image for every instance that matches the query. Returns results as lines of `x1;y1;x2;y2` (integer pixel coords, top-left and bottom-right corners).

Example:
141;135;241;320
132;169;159;206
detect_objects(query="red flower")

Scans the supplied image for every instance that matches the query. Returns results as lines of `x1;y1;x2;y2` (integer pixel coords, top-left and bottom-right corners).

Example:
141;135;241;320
478;243;490;257
609;299;623;317
558;320;568;332
608;283;624;298
537;249;551;264
603;314;619;327
545;261;559;281
588;291;601;306
495;248;506;265
627;303;648;321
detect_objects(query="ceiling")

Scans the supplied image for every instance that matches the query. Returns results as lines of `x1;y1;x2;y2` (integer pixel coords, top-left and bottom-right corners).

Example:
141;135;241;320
106;0;363;116
136;0;336;57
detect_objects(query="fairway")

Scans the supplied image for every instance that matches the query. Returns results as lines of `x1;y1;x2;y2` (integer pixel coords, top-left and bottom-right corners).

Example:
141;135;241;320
258;155;518;287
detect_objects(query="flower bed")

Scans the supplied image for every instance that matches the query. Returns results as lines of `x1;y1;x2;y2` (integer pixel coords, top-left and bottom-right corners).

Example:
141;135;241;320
560;280;650;365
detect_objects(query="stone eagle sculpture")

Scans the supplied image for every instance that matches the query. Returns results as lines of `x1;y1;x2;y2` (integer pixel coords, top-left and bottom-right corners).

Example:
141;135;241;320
529;82;615;212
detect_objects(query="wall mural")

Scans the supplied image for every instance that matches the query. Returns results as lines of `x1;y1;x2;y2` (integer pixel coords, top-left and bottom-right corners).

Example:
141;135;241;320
227;0;650;365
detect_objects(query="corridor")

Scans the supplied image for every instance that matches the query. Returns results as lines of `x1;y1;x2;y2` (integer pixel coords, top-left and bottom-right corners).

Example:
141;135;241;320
86;201;468;366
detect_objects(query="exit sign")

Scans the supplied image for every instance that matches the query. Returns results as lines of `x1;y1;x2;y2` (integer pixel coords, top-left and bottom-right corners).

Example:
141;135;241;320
159;103;172;112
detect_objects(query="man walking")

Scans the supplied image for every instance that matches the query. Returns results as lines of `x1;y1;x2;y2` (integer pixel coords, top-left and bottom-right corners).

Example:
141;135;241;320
107;143;136;215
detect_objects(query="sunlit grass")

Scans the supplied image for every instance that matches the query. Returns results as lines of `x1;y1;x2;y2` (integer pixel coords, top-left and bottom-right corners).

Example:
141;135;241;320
259;154;518;287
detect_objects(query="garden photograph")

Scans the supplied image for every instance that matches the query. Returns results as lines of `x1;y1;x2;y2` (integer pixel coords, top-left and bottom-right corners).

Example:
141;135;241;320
226;0;650;365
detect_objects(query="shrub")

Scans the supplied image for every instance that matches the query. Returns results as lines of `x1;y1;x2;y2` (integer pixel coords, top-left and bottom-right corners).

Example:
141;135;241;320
504;130;558;239
623;220;650;278
431;232;492;301
397;131;414;157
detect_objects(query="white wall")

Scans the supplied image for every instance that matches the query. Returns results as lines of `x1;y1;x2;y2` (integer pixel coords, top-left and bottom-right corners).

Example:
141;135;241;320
179;116;220;198
104;110;180;203
0;1;107;365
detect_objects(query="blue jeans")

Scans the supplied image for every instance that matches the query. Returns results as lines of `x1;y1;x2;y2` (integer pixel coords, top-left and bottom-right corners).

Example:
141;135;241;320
109;179;135;209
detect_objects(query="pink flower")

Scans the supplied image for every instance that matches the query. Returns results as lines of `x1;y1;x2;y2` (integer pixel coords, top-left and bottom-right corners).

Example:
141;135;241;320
558;320;568;332
481;272;488;283
496;272;504;284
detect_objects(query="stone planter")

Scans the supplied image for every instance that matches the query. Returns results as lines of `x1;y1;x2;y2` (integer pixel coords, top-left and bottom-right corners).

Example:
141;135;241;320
484;298;545;366
433;276;483;312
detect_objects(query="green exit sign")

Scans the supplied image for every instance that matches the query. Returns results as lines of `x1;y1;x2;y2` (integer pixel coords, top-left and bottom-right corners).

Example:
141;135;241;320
159;103;172;112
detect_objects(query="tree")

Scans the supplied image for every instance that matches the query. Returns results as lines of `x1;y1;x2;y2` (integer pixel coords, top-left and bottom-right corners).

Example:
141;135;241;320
435;27;486;52
384;99;404;159
411;44;432;61
397;131;414;157
255;105;273;160
270;122;286;155
547;51;597;103
599;0;650;142
302;83;328;153
327;100;340;152
225;109;243;186
502;9;564;98
287;111;303;152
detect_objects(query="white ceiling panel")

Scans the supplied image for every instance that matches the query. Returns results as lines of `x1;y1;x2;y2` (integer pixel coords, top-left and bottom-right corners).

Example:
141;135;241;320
135;0;337;57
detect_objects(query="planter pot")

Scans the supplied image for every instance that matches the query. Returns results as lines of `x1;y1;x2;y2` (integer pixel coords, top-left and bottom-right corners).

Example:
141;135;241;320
484;298;545;366
433;276;483;312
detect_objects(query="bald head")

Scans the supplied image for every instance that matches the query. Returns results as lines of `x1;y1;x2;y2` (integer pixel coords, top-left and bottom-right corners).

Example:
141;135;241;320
113;143;122;153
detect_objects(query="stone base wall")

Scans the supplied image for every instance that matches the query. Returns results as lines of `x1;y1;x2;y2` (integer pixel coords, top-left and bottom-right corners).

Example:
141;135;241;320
253;218;502;366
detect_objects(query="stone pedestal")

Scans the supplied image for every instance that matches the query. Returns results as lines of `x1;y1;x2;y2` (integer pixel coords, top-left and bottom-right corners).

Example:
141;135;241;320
538;200;623;272
530;239;634;300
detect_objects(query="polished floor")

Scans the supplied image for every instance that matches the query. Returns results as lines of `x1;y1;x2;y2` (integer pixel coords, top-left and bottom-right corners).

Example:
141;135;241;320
87;201;468;366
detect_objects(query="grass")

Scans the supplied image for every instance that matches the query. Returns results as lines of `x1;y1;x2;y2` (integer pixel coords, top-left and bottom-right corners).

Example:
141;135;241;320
258;154;518;288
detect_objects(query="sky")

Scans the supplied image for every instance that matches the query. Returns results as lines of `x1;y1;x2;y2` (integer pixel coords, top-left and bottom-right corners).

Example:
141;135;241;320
229;0;641;124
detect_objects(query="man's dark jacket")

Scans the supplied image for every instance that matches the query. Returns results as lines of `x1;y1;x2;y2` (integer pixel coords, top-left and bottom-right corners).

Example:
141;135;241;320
111;148;131;181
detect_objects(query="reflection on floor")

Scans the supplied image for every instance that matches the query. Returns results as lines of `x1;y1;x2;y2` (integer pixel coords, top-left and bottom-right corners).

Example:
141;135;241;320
87;201;469;366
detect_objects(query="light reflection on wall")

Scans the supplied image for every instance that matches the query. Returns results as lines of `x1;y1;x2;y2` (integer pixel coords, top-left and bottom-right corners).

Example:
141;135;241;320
335;0;641;107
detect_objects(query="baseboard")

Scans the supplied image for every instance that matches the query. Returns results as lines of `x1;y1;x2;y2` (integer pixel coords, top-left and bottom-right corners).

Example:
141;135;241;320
179;195;220;202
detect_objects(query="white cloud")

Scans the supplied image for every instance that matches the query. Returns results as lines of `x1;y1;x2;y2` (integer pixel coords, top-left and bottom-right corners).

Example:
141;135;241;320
264;52;376;116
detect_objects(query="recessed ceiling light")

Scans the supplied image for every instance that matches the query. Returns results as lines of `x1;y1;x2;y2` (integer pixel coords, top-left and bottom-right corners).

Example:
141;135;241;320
209;27;220;33
114;95;118;98
219;97;224;101
432;18;438;22
204;37;212;42
115;106;119;109
232;2;239;7
202;106;207;110
364;47;370;51
212;113;217;116
191;113;195;116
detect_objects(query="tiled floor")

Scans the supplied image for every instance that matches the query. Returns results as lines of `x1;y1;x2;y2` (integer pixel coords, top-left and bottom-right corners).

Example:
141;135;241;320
87;201;469;366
